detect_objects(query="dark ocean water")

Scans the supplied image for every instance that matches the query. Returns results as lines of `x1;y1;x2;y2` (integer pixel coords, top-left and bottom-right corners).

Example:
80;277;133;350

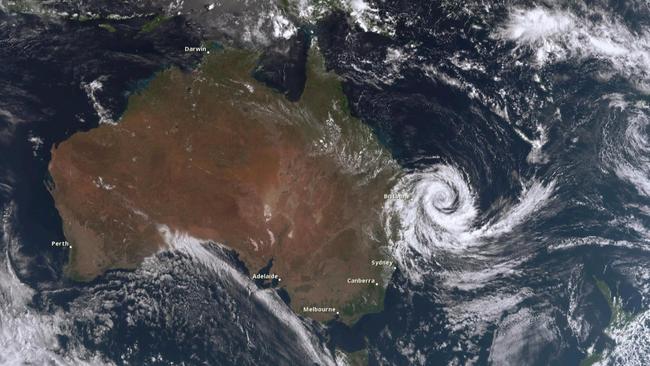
315;2;650;365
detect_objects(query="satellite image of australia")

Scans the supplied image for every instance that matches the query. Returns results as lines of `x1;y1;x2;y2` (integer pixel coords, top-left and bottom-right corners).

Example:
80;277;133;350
1;0;650;365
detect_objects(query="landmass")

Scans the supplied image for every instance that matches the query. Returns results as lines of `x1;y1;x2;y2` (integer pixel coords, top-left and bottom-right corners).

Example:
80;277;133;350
48;47;397;323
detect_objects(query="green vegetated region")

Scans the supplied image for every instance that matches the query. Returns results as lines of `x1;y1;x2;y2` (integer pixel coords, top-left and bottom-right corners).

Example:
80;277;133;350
579;277;636;366
281;0;358;19
579;352;602;366
3;0;37;13
338;282;386;323
98;23;117;32
140;15;168;33
594;277;634;329
344;349;369;366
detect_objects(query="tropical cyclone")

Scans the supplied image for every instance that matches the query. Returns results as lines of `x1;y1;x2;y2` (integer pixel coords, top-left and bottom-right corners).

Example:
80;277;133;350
48;48;397;322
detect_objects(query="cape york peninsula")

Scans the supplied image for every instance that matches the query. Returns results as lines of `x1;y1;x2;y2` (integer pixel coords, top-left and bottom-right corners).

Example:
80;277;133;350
48;47;398;323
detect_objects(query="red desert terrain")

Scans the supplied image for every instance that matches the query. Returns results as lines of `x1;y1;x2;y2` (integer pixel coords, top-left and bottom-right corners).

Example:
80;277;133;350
49;49;396;321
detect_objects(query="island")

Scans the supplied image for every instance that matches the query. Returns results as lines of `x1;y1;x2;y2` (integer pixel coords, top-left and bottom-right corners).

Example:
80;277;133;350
48;47;397;323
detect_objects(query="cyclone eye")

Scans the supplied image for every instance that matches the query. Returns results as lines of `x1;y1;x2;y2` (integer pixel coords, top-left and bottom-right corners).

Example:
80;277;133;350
433;190;450;205
429;181;460;213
